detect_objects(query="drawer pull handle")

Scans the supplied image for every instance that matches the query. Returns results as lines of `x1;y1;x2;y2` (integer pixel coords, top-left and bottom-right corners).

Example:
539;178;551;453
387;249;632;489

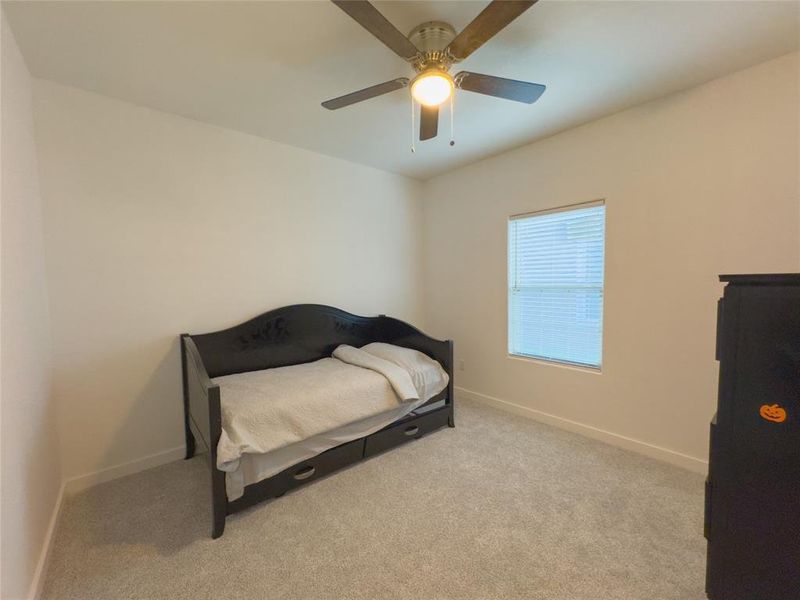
404;425;420;437
293;465;316;481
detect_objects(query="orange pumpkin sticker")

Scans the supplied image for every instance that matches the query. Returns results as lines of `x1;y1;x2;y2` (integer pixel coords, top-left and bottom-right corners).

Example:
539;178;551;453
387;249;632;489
759;404;787;423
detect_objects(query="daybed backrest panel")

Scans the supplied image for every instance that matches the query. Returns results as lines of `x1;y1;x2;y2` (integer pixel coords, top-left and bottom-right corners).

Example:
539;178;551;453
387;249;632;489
191;304;384;378
190;304;453;381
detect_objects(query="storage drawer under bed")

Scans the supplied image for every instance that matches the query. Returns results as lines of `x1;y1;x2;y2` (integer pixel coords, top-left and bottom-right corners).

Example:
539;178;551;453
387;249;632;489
364;406;450;457
227;438;364;513
228;404;451;514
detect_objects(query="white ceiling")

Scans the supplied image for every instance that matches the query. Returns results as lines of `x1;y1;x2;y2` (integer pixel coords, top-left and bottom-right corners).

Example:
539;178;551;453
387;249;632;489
5;0;798;180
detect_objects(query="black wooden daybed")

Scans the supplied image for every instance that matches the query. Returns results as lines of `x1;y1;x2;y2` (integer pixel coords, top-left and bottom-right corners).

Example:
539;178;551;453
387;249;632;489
181;304;454;538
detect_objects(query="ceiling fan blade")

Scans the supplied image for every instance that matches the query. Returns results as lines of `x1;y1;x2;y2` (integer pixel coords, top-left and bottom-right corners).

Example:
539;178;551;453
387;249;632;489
456;72;545;104
419;105;439;141
331;1;420;60
446;0;537;61
322;78;409;110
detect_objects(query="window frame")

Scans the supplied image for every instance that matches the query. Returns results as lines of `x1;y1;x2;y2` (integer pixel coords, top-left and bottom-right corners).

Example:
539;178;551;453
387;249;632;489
506;199;606;372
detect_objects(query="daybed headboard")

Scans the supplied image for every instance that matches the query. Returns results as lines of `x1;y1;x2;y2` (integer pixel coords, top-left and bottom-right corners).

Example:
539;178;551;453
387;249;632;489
188;304;452;379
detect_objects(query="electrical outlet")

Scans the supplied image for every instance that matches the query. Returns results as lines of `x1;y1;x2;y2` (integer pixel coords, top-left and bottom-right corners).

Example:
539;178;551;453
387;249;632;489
458;359;465;371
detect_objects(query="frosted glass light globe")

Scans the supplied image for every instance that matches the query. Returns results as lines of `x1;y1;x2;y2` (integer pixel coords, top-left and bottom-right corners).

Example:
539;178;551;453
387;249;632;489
411;72;453;106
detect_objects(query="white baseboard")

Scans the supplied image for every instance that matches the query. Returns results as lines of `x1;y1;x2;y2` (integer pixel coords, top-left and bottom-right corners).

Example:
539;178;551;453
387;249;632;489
24;445;185;598
27;482;65;600
456;386;708;474
64;446;185;496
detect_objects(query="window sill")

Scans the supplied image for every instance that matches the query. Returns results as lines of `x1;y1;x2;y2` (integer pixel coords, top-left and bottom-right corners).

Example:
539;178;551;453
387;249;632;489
507;353;603;375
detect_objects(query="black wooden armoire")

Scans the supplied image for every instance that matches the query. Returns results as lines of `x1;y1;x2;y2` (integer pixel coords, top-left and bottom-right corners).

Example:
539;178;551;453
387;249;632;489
705;274;800;599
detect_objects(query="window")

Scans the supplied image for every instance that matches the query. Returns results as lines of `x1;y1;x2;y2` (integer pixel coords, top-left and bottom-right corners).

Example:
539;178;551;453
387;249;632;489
508;201;606;369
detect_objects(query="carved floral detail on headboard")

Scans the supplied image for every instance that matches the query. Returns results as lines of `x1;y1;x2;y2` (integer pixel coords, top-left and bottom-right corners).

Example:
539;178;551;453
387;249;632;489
331;315;367;336
237;317;290;351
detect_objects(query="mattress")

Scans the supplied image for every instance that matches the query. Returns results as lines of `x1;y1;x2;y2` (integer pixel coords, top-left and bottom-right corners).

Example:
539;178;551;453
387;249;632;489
215;343;449;501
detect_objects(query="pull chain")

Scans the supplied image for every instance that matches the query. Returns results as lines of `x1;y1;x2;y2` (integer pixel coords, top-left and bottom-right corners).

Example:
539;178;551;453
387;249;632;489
410;93;416;154
449;92;455;147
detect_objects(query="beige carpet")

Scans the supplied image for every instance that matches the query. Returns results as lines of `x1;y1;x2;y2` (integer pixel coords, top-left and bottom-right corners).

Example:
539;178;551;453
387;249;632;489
41;397;706;600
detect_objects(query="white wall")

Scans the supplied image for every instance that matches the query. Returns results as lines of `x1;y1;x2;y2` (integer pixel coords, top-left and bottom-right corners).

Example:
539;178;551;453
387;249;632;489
0;14;62;600
421;52;800;470
32;80;424;483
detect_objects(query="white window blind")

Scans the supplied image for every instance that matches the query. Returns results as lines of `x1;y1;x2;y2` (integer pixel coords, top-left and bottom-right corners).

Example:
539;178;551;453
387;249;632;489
508;202;606;368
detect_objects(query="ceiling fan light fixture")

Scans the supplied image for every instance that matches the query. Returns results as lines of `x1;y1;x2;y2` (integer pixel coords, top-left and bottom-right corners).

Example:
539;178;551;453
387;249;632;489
411;70;453;107
324;1;545;145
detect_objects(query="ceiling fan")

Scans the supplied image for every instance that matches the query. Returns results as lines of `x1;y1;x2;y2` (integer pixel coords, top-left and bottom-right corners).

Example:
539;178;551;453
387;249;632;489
322;0;546;144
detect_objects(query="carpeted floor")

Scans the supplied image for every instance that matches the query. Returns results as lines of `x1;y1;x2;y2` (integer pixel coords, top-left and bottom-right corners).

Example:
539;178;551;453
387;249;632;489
41;397;707;600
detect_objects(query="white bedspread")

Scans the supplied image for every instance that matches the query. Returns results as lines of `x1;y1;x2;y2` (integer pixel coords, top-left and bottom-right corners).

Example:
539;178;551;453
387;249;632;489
215;344;447;474
214;343;449;500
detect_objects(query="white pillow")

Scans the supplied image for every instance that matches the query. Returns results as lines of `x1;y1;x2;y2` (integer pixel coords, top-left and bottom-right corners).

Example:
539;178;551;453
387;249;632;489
359;342;449;401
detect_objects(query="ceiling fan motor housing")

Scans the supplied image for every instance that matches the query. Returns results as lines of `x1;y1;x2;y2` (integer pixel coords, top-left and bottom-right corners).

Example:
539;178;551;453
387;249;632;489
408;21;457;72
